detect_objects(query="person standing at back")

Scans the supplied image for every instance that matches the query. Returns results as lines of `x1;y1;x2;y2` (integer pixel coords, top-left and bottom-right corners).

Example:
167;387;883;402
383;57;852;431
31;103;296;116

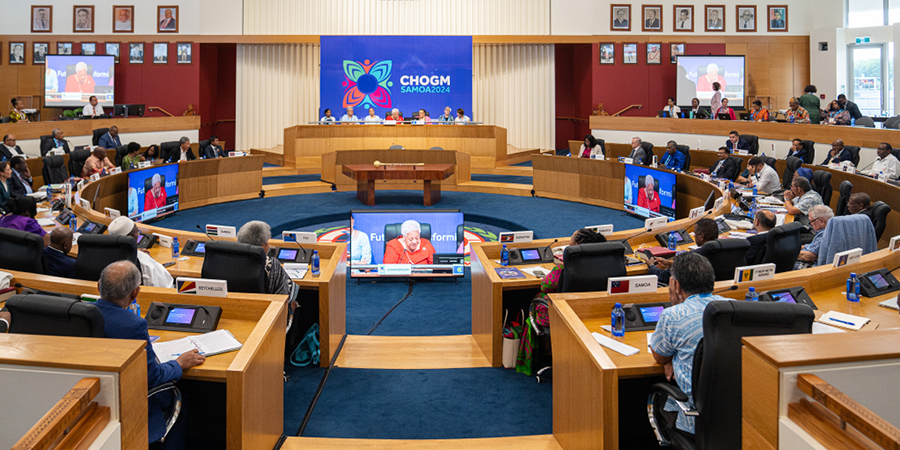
710;82;723;119
798;85;821;124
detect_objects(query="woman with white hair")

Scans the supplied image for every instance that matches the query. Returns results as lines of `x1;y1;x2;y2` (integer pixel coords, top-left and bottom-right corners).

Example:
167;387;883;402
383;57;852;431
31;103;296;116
637;174;661;212
64;61;96;93
144;173;167;210
237;220;293;295
386;108;404;122
383;219;436;264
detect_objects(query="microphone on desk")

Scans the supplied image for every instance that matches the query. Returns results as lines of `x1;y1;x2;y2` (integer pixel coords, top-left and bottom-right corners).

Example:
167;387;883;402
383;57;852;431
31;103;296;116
542;239;559;259
712;285;739;295
196;224;216;240
858;160;875;172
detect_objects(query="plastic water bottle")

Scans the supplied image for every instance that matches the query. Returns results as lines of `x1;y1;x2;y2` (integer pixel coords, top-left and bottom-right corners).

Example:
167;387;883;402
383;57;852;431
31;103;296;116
127;299;141;317
846;273;860;302
46;185;52;198
69;215;76;231
745;287;759;302
851;117;856;127
611;303;625;337
749;196;758;219
789;115;795;124
172;237;180;258
312;250;320;277
667;231;677;251
501;245;510;266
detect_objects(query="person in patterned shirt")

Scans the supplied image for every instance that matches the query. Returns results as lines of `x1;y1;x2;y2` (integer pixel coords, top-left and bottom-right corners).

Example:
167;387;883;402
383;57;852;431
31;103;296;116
786;97;810;124
534;228;606;299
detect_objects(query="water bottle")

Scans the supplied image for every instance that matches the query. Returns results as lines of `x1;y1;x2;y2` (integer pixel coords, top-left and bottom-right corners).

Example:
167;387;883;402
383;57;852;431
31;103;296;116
127;299;141;317
312;250;320;277
172;237;180;258
846;273;860;302
789;114;795;124
667;231;677;251
46;185;52;198
752;184;758;196
69;215;76;231
851;117;856;127
611;303;625;337
501;245;510;266
745;287;759;302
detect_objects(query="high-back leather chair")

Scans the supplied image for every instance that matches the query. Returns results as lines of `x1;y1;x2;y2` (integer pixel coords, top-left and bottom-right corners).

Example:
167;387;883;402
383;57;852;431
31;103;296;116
68;148;92;178
647;301;814;449
74;235;139;281
92;128;110;146
757;222;803;272
782;156;802;189
800;140;816;164
198;139;210;158
694;239;750;281
885;116;900;129
871;201;892;240
742;134;759;155
812;170;833;205
836;180;853;216
115;145;129;167
0;228;46;274
762;156;776;171
39;135;53;153
41;155;69;184
844;145;861;166
728;156;744;181
640;141;655;166
383;223;432;254
559;242;627;292
159;141;180;162
676;145;691;170
201;241;266;293
6;294;105;337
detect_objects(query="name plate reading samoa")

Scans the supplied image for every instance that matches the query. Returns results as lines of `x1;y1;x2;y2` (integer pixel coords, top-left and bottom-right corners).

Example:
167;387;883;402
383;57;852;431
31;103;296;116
607;275;658;295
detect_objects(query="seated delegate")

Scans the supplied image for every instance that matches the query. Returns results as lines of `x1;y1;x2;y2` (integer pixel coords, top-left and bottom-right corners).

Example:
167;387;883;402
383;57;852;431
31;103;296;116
0;161;13;211
687;98;710;119
121;143;144;170
725;131;749;153
43;227;76;278
628;137;646;164
576;135;604;159
794;205;832;270
785;139;807;161
94;261;205;445
534;228;607;300
40;128;71;156
823;100;851;125
783;176;823;229
786;98;810;124
82;147;116;178
203;136;227;159
715;98;736;121
662;97;680;118
384;220;436;264
340;107;359;124
386;109;404;122
108;217;175;288
649;252;733;436
0;196;50;247
746;210;776;263
862;143;900;180
171;137;197;162
644;218;719;284
83;96;105;118
9;156;33;196
363;108;382;123
709;147;739;180
455;108;471;124
820;139;853;165
236;221;293;296
739;157;781;194
660;141;685;171
847;193;876;223
320;109;336;123
436;106;454;123
98;126;123;150
415;109;430;122
1;134;27;160
748;100;769;122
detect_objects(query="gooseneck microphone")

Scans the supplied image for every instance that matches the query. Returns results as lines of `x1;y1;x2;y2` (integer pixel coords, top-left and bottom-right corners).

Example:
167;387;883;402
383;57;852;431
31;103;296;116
196;224;216;241
712;285;739;295
543;239;559;258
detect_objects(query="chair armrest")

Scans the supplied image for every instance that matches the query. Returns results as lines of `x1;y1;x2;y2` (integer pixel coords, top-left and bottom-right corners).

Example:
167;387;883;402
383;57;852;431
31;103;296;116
148;381;177;398
652;382;688;402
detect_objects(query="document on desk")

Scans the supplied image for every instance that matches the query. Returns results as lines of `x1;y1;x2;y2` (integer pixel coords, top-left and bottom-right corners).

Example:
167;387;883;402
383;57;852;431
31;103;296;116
153;329;243;363
519;266;548;278
591;332;639;356
879;297;899;311
812;322;847;334
816;311;870;331
284;263;309;280
37;218;56;227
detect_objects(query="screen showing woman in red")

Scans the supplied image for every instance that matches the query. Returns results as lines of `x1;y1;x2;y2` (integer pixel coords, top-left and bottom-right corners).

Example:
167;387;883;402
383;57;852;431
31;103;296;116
637;174;661;212
144;173;167;210
383;219;436;264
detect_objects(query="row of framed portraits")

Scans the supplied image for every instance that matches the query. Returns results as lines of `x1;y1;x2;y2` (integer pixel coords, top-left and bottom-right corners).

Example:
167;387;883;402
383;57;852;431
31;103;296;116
610;4;788;32
6;42;193;65
30;5;181;34
600;43;684;65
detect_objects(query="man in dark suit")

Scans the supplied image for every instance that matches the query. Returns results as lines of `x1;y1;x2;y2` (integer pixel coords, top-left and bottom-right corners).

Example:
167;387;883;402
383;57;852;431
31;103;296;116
710;147;739;180
9;156;33;196
725;131;750;153
44;228;76;278
1;134;26;160
93;261;205;445
203;136;227;159
159;8;177;29
613;8;629;28
821;139;853;165
170;136;197;162
837;94;863;120
847;193;876;222
746;210;776;263
785;138;808;161
40;128;71;156
644;9;660;28
770;9;785;29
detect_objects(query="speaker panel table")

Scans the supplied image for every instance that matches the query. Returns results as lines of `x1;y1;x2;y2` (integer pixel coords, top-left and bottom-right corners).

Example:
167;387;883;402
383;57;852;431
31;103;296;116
342;163;455;206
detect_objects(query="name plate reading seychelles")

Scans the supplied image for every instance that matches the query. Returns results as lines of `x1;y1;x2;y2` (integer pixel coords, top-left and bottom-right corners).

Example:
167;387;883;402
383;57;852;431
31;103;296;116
644;216;668;231
176;277;228;297
586;224;614;235
734;263;776;284
283;231;317;244
607;275;658;295
499;231;534;243
206;224;236;238
832;247;862;268
689;206;705;219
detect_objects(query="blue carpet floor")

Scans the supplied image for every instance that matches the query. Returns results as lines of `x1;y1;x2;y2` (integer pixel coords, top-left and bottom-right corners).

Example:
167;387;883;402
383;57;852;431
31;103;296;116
282;364;327;436
470;174;533;185
301;368;552;439
263;162;280;168
263;174;322;185
512;160;533;167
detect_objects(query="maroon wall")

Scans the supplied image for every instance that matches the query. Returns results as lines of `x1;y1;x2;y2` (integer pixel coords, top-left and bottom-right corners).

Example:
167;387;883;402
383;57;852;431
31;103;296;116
199;44;237;148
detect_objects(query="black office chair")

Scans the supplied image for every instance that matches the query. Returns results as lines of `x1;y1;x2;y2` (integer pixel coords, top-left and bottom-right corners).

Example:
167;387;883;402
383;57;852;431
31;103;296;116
640;142;655;166
92;128;110;146
855;117;876;128
68;148;92;179
201;241;266;293
885;116;900;129
812;170;833;205
756;222;803;272
383;223;432;254
728;156;744;182
0;116;11;124
74;235;139;281
742;134;759;155
648;301;814;449
558;242;627;292
6;294;105;337
694;239;749;281
40;134;53;153
762;156;776;171
676;145;691;170
159;141;180;162
0;228;46;274
893;148;900;161
836;180;853;216
871;201;892;241
782;156;802;190
800;140;816;164
42;155;69;184
844;145;861;167
115;145;129;167
198;139;210;158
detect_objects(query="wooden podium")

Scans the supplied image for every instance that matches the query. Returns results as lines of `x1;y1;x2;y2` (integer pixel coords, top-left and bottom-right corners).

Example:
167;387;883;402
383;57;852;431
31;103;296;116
342;163;455;206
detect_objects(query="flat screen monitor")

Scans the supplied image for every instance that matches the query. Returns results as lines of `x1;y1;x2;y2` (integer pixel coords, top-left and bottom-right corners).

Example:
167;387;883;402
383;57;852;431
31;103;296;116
127;164;179;222
676;55;746;108
44;55;115;108
349;209;465;278
623;165;676;220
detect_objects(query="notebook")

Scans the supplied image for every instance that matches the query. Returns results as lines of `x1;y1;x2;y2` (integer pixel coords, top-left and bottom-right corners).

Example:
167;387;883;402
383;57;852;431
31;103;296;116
816;311;870;331
591;332;639;356
153;329;243;363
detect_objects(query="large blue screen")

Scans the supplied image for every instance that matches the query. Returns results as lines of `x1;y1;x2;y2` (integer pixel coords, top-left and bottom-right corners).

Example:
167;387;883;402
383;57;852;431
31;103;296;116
320;36;473;120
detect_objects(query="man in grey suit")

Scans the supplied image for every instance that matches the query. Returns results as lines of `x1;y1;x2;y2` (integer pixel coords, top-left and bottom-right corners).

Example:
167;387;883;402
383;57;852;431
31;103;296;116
707;9;723;29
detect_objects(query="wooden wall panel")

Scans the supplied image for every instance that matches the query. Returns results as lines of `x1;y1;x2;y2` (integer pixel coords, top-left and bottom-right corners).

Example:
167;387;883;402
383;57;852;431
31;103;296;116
723;38;810;110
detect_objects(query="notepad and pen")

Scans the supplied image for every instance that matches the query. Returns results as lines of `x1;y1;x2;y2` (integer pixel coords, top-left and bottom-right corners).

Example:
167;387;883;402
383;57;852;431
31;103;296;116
591;332;640;356
815;311;872;331
153;329;243;363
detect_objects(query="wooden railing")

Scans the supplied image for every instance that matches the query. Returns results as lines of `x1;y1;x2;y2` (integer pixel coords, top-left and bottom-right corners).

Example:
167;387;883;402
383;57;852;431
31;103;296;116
12;377;110;450
612;104;642;116
789;373;900;449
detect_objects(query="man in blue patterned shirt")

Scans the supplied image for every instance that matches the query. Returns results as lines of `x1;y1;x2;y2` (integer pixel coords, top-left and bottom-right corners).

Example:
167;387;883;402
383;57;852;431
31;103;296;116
650;252;732;434
794;205;833;270
783;176;823;228
660;141;685;172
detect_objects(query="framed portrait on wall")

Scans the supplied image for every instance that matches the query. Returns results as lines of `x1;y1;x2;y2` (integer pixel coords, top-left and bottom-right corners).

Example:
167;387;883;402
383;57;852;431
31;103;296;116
113;5;134;33
157;6;179;33
599;43;615;64
57;42;73;55
623;43;638;64
670;43;684;64
768;5;788;32
611;5;631;31
9;43;24;65
673;5;694;32
74;6;94;33
33;43;49;64
646;43;662;64
106;43;121;63
705;5;725;32
642;5;662;32
31;6;52;33
81;43;96;55
176;43;192;64
129;43;144;64
153;43;168;64
736;5;756;31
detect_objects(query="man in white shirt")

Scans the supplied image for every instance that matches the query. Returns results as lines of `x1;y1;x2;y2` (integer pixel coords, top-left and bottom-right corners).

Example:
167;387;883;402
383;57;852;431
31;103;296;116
455;108;471;125
741;157;781;194
108;216;175;288
676;9;691;29
1;135;27;160
340;106;359;124
176;136;196;162
864;143;900;180
83;96;104;118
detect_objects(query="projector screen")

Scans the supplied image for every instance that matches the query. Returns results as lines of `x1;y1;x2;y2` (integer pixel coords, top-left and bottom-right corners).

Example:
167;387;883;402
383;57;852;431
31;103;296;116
44;55;115;108
676;55;745;108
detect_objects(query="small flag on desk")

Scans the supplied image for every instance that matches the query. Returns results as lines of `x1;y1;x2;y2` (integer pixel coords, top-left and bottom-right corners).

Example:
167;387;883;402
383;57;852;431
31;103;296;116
177;280;198;294
610;280;630;294
738;269;754;282
207;226;219;236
